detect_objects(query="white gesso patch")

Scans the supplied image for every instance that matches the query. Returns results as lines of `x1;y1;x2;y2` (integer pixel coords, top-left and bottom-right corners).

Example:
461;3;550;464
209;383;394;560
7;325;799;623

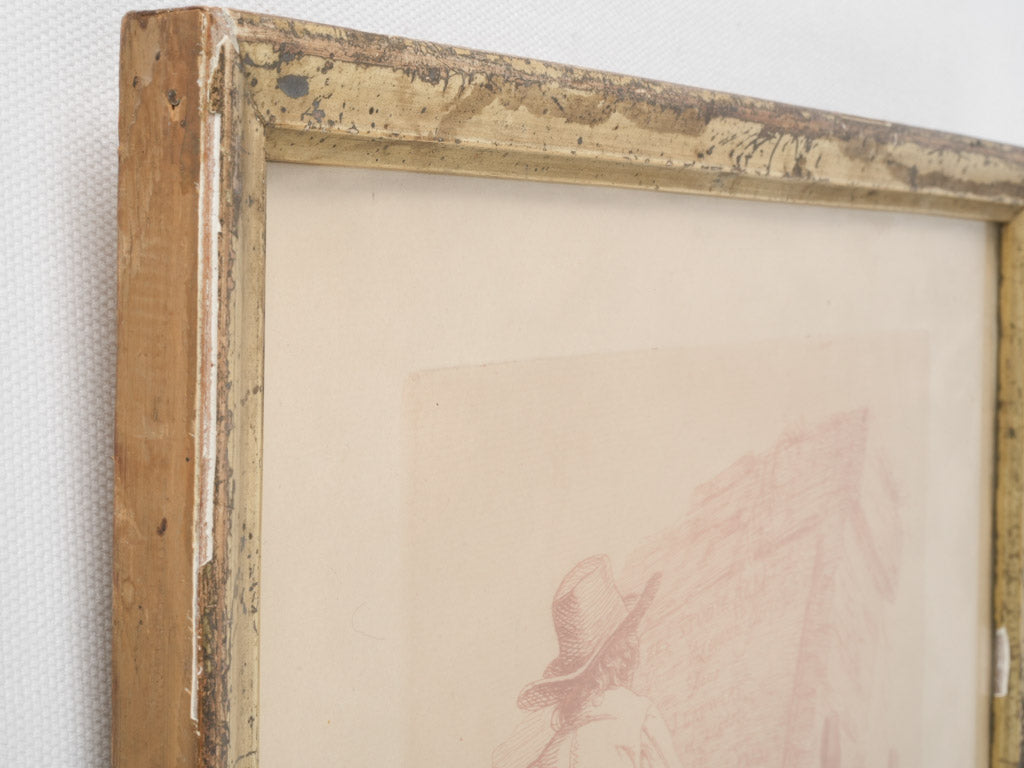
994;626;1010;698
190;26;229;722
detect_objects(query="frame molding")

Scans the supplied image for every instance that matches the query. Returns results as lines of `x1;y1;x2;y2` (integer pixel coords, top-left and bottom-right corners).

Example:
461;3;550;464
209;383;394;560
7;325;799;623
114;7;1024;766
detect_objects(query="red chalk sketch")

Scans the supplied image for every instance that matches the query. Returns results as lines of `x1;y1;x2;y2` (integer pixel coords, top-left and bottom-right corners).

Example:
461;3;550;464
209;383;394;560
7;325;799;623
497;409;905;768
511;555;681;767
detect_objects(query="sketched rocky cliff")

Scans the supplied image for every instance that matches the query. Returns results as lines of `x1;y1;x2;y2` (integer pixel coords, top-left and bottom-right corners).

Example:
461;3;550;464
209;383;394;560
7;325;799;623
625;409;904;767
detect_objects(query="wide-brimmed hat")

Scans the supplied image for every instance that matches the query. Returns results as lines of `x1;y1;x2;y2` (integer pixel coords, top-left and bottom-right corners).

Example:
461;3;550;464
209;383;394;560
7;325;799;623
517;555;661;710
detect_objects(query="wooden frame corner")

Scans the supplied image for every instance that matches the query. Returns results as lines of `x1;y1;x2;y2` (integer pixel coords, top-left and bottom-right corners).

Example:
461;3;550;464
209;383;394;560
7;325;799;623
114;7;1024;766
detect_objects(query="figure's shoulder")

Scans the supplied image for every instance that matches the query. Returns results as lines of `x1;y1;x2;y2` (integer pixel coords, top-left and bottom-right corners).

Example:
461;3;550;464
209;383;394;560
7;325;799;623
529;731;573;768
595;687;656;720
573;688;651;741
530;691;662;768
569;693;655;767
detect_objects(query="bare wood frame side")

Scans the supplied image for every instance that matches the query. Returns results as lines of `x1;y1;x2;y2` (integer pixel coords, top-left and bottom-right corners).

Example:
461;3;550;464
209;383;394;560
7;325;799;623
114;7;1024;767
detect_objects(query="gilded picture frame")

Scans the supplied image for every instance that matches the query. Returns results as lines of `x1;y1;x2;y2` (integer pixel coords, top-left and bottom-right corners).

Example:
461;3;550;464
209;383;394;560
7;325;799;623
114;7;1024;766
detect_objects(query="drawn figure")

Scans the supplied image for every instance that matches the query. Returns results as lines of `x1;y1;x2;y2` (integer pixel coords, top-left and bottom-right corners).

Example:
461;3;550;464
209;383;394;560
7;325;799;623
517;555;681;768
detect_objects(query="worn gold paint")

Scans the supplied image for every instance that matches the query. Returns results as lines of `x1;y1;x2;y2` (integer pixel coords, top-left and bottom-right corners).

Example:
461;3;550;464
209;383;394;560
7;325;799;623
227;11;1024;220
116;7;1024;767
116;8;265;768
994;213;1024;767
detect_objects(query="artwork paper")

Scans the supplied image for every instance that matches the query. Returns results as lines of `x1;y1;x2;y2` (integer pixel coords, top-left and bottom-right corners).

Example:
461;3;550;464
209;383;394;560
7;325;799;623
262;163;996;767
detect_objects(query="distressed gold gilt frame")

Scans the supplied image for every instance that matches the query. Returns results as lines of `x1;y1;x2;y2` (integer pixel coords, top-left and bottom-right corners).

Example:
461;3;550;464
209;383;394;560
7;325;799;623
115;7;1024;767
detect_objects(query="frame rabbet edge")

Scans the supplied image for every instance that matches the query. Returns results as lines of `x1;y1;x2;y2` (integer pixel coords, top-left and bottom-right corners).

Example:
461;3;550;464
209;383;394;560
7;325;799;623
114;6;1024;767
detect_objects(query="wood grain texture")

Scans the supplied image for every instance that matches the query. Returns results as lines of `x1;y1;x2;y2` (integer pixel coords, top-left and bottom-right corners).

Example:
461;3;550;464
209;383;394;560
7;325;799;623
114;10;204;766
115;6;1024;767
994;213;1024;768
115;8;264;768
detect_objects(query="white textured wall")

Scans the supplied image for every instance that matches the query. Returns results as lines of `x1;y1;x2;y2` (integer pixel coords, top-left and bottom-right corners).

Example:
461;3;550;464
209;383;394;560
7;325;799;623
2;2;1022;765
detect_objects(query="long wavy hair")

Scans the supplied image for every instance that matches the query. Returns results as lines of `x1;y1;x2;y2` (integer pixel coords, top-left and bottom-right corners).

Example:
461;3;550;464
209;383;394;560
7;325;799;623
551;630;640;730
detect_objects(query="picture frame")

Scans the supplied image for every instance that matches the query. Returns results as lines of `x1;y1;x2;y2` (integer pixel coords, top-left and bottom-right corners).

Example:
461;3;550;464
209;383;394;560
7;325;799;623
113;7;1024;767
